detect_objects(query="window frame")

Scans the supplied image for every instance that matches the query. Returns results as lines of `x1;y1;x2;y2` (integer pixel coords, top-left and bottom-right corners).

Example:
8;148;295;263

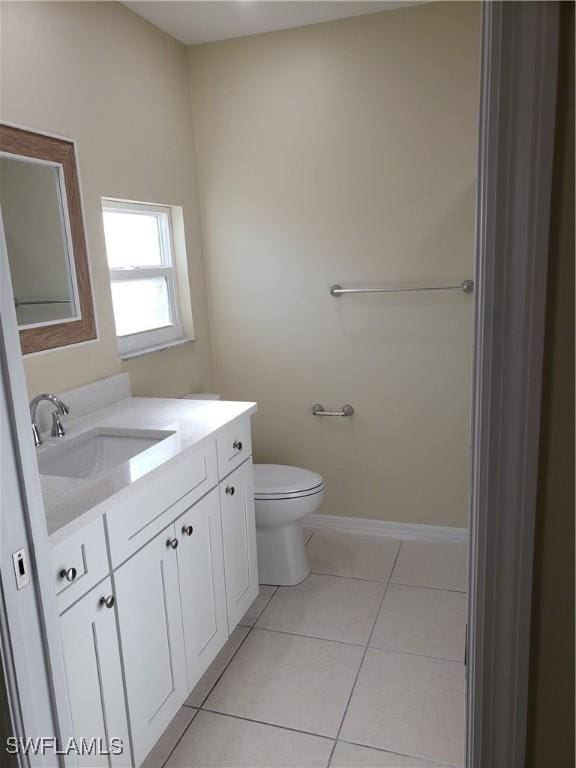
102;198;184;356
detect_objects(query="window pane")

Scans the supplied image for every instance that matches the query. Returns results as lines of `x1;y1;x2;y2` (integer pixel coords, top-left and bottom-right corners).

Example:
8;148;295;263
111;278;172;336
103;210;164;268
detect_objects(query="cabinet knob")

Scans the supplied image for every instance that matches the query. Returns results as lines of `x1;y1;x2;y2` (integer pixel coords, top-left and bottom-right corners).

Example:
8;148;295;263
233;440;243;452
166;537;179;550
181;525;194;536
100;595;115;609
60;567;77;583
225;485;235;496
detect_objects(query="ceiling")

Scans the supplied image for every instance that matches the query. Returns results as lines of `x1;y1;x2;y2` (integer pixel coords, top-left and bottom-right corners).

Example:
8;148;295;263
123;1;423;46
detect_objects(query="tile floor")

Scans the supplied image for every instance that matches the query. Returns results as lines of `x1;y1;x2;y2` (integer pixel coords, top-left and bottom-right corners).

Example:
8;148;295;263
143;528;468;768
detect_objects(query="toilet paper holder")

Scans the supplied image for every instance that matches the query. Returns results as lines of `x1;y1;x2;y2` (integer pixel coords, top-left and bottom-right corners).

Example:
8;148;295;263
312;403;354;417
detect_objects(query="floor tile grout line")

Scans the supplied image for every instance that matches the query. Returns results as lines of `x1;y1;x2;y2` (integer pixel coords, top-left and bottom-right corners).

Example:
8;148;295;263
159;705;200;768
325;543;404;768
368;540;404;644
308;570;390;585
336;737;461;768
365;645;466;664
389;580;467;594
192;626;255;710
250;623;376;649
194;589;279;709
184;622;466;663
238;584;279;632
305;529;316;545
309;569;467;593
200;707;337;744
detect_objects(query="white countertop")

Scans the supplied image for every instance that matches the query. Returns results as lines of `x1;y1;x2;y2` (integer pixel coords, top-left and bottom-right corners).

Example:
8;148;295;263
39;396;257;544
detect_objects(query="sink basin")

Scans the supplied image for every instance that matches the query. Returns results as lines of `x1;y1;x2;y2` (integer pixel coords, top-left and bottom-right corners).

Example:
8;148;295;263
38;428;176;480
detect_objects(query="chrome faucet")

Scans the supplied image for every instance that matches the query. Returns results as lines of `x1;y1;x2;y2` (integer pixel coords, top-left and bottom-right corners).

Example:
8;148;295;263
30;394;70;447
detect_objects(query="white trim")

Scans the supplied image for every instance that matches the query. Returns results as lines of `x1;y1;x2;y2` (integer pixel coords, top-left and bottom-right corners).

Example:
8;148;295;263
115;321;184;356
467;4;560;768
119;335;195;361
306;514;468;543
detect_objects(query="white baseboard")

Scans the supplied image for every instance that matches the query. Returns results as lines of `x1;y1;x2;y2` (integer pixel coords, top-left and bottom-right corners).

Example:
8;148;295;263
306;514;468;543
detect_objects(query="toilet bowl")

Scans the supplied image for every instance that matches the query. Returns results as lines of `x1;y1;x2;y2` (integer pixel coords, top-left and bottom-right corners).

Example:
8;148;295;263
254;464;325;586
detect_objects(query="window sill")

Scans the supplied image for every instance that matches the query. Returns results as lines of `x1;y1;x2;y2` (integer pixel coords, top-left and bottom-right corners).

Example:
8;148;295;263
119;336;196;361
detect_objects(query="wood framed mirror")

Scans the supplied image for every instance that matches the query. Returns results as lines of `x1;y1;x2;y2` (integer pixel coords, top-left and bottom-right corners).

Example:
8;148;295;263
0;123;96;354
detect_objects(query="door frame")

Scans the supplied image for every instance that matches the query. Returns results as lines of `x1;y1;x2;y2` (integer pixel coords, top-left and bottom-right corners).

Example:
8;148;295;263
467;2;560;767
0;204;76;766
0;3;562;767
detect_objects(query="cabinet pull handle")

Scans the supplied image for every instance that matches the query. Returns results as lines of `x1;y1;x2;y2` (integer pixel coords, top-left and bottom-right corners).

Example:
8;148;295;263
225;486;235;496
60;567;77;583
167;537;179;550
181;525;194;536
233;440;243;451
100;595;115;609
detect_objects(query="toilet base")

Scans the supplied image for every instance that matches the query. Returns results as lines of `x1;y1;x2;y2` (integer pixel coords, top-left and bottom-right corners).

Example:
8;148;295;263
256;522;311;586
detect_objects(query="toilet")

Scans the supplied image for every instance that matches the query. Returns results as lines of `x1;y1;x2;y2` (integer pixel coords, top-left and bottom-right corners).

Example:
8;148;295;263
253;464;325;586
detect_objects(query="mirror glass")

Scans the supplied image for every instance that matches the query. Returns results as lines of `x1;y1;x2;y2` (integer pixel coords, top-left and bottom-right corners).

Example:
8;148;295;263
0;154;77;327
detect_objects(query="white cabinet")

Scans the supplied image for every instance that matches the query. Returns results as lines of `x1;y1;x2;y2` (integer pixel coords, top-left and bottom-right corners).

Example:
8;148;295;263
114;526;188;767
54;415;259;767
220;459;259;630
177;487;229;689
59;577;130;766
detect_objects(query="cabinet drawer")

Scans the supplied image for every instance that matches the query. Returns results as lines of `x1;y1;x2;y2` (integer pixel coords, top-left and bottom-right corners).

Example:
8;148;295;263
106;441;218;568
216;417;252;479
52;517;109;614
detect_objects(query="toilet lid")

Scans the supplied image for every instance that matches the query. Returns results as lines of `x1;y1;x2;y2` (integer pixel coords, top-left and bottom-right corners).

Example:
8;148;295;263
253;464;324;497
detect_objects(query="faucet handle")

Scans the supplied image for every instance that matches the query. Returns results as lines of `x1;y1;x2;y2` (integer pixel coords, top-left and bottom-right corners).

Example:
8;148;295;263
51;410;66;438
32;423;43;447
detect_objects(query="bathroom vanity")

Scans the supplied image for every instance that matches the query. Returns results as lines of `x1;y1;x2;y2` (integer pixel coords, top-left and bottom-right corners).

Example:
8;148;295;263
39;387;258;766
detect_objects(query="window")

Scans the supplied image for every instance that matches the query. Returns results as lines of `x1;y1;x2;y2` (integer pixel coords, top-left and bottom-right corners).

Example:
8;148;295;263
102;199;184;356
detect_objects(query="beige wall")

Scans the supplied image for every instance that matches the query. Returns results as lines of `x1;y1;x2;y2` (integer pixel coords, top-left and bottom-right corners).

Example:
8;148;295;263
188;2;480;526
0;1;213;398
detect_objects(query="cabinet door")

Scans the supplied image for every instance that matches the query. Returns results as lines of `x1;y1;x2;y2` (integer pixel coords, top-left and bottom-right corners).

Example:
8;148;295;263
59;577;131;767
114;525;187;766
220;459;259;630
177;487;228;689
